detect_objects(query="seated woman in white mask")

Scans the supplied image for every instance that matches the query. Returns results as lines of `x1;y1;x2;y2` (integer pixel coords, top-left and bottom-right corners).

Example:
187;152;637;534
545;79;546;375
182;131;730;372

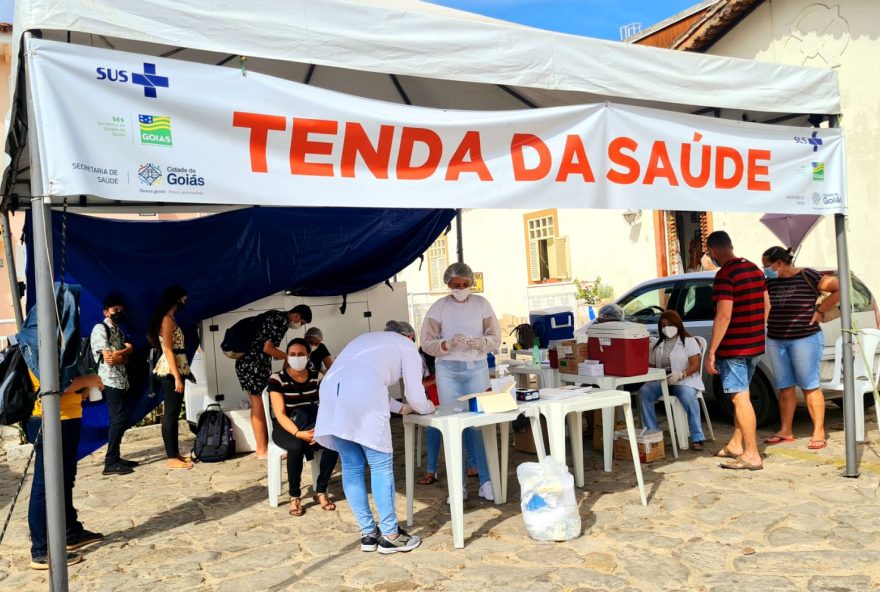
638;310;707;450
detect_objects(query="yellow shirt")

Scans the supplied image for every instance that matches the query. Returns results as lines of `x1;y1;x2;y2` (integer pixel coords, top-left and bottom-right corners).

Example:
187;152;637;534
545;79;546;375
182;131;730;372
29;370;84;421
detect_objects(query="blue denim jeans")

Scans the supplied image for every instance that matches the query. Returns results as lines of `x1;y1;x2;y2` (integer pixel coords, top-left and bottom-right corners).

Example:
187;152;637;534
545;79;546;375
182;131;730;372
766;332;823;390
26;417;85;559
333;437;398;536
639;382;705;443
716;356;760;395
425;360;490;485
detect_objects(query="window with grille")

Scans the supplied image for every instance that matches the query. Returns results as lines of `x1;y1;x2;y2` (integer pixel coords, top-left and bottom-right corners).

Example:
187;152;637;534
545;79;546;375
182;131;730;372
524;210;570;284
427;235;449;292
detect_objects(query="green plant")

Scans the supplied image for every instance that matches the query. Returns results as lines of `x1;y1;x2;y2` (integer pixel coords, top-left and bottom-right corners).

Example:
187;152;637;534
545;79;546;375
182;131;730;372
574;276;614;305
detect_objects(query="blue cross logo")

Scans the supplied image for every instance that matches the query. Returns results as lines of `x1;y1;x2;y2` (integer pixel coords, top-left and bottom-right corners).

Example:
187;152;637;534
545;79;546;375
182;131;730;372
132;63;169;98
808;131;823;153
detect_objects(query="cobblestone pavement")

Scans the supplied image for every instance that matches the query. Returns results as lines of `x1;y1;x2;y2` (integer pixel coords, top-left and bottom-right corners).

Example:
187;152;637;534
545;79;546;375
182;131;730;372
1;404;879;592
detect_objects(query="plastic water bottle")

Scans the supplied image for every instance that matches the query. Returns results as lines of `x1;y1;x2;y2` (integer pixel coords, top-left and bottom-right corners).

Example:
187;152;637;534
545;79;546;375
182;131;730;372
531;338;541;367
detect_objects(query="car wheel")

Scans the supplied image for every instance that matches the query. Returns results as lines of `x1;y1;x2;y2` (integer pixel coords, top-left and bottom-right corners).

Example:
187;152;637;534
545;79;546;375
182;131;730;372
715;371;779;427
831;394;876;409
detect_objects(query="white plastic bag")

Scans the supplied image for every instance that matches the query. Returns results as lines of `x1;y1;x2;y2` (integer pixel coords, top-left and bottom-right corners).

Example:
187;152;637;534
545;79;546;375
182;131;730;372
516;455;581;541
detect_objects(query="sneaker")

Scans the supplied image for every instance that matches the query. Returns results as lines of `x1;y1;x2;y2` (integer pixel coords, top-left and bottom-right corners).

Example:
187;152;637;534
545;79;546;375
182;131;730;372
119;458;140;467
30;552;83;570
103;463;134;475
377;528;421;554
66;529;104;551
360;528;380;552
478;481;495;502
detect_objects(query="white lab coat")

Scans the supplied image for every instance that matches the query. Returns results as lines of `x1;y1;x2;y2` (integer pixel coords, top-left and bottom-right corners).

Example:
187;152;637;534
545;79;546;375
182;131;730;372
314;331;433;454
648;335;705;391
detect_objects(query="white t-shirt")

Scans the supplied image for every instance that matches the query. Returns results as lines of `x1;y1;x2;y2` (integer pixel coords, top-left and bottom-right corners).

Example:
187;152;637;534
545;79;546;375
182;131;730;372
425;294;496;362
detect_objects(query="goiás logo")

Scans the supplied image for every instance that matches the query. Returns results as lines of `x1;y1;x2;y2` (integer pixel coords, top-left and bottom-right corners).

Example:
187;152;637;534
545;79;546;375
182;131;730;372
811;161;824;181
138;163;162;186
139;115;172;147
96;63;169;98
166;166;205;187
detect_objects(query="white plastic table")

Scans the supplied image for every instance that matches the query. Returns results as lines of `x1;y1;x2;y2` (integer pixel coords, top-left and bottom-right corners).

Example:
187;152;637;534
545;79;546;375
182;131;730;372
509;364;559;389
517;390;647;505
403;406;526;549
557;368;678;459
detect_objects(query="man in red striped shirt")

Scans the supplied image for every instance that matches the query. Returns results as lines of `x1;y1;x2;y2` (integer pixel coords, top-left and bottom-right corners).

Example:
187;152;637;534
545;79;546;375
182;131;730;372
705;231;768;470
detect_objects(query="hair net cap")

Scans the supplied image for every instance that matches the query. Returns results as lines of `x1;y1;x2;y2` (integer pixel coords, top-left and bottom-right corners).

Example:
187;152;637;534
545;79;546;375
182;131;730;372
443;262;474;285
597;303;624;321
305;327;323;340
385;320;415;337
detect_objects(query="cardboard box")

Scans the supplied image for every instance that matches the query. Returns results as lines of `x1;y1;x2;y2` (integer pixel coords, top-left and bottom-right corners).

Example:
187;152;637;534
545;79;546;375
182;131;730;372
513;416;550;454
457;378;517;413
558;358;580;375
613;430;665;463
593;413;626;451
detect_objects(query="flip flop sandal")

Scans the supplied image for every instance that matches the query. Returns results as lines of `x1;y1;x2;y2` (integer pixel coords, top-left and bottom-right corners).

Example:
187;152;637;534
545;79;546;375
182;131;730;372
714;447;740;458
691;441;705;451
808;439;828;450
314;493;336;511
719;455;764;471
764;435;796;445
289;498;304;516
419;473;439;485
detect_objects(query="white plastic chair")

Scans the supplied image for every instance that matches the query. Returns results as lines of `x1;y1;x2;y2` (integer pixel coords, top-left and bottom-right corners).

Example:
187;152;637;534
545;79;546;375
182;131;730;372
819;329;880;442
669;335;715;449
263;389;321;508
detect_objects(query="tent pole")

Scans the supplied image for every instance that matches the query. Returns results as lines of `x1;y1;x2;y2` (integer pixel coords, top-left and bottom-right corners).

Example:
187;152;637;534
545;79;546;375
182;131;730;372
836;212;858;477
25;31;70;589
455;209;464;263
830;114;859;477
0;208;23;330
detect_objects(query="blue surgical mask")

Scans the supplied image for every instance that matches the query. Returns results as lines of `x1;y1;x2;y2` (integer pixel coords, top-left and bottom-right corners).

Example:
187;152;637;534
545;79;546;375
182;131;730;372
764;266;778;279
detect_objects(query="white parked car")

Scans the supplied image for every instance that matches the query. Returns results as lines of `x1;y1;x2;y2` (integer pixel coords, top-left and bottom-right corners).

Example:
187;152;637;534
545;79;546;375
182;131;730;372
615;270;879;426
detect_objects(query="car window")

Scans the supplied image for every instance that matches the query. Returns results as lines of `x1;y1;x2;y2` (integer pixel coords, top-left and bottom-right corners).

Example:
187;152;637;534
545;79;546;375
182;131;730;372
619;282;676;325
680;279;716;322
851;276;873;313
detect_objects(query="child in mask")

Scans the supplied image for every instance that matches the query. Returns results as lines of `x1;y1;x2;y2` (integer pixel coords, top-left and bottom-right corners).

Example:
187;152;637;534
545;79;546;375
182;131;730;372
267;337;338;516
638;310;707;450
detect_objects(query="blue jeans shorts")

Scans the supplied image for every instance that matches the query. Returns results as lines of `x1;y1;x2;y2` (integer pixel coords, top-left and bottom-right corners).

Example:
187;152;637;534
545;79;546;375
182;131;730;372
716;356;760;395
765;332;823;390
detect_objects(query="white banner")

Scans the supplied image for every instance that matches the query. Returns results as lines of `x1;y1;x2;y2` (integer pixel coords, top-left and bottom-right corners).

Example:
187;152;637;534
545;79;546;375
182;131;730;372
26;38;847;214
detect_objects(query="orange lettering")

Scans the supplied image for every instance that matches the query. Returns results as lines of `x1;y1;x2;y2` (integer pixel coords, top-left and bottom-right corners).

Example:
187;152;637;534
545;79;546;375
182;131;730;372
747;149;771;191
232;111;287;173
715;146;743;189
341;123;393;179
555;135;595;182
290;118;337;177
511;134;551;181
681;142;711;188
446;131;492;181
397;127;443;180
606;137;640;185
643;141;679;186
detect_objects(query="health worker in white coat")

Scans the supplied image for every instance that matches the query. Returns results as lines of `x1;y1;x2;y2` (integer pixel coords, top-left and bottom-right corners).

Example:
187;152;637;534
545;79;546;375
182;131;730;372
314;321;435;555
638;310;707;450
419;262;502;501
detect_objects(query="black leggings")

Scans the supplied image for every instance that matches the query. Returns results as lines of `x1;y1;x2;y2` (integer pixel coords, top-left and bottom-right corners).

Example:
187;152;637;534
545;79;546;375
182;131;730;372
272;425;339;497
160;375;185;459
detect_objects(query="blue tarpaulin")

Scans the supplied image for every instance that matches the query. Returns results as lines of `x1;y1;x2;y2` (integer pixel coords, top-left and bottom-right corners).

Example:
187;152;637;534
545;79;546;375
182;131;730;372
23;206;455;458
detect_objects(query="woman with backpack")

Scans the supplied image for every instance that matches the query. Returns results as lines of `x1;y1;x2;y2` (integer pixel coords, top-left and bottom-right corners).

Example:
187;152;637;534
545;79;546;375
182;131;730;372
268;338;338;517
147;285;195;469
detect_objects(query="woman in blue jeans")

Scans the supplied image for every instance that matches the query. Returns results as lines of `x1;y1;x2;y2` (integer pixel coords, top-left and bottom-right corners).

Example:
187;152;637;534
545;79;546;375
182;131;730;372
762;246;839;449
639;311;706;450
314;322;435;554
418;263;502;501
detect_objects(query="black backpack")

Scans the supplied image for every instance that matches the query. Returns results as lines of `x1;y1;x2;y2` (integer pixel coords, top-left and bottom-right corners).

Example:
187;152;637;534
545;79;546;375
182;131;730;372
191;404;235;462
220;313;268;360
0;343;37;426
76;323;111;376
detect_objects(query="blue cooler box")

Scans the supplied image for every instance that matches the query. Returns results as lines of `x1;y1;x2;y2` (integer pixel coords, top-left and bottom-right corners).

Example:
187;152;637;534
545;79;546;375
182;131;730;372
530;307;575;348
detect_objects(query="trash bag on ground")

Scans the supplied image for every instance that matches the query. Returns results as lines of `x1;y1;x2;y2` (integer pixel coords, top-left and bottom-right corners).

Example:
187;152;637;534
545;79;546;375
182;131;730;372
516;455;581;541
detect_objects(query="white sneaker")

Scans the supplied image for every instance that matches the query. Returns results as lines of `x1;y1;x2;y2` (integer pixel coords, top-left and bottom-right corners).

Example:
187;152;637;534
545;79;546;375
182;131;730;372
446;487;468;504
478;481;495;501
